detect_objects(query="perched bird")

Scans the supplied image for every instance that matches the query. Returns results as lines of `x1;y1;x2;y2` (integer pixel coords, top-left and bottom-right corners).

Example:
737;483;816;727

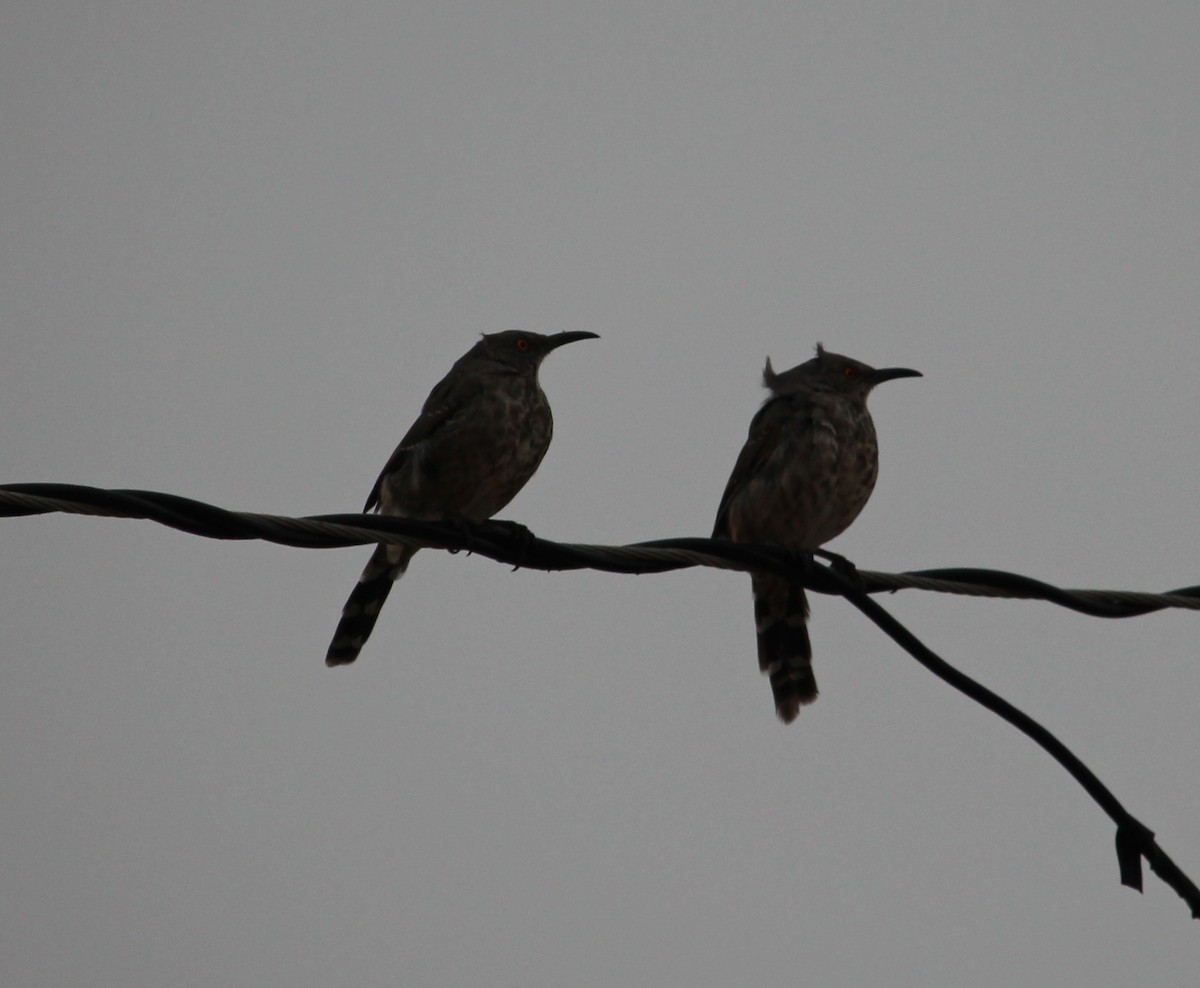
712;344;921;722
326;330;599;667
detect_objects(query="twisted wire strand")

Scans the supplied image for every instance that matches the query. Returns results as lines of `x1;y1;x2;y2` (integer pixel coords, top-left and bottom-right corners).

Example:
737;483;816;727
3;484;1198;616
2;481;1197;919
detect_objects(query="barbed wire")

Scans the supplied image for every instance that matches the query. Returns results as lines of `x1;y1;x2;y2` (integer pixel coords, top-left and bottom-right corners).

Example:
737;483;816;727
2;481;1197;920
3;483;1198;616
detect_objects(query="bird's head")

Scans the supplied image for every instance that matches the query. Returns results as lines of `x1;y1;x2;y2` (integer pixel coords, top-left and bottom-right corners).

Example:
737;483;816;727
477;330;600;371
764;343;922;397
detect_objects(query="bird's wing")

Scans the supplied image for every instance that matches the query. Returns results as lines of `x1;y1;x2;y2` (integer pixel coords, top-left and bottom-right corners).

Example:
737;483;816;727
363;370;485;512
711;395;799;539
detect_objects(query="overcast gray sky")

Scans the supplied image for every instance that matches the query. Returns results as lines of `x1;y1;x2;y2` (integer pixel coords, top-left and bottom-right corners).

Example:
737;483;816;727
3;2;1199;985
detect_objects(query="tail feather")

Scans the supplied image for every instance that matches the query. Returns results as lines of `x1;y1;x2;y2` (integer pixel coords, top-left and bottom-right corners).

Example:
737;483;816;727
325;544;415;666
752;574;818;723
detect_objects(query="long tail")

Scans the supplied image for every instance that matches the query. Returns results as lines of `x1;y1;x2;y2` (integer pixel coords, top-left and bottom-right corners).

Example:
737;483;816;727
325;544;417;666
751;573;818;723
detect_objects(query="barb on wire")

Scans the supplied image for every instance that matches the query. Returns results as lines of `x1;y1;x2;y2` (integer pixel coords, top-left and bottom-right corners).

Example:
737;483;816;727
1;481;1197;919
819;563;1200;920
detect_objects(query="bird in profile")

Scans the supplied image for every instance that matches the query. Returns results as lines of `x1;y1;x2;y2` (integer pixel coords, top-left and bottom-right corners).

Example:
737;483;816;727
712;344;921;722
325;330;599;667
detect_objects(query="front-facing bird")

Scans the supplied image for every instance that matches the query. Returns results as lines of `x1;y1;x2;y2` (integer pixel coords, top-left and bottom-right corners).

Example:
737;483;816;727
712;344;921;722
326;330;599;667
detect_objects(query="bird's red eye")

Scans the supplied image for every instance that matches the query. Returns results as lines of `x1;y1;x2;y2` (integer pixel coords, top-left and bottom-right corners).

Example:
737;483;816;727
843;367;857;379
516;338;530;351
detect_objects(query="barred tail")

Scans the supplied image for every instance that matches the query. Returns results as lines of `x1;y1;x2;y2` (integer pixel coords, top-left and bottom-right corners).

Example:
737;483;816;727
325;544;416;667
751;574;818;723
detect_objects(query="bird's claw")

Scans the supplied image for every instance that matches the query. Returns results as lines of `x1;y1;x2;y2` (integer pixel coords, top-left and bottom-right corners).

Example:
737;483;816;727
489;519;536;570
814;548;863;591
444;515;482;555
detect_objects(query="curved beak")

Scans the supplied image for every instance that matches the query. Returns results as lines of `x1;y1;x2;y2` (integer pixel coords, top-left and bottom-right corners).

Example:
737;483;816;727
869;366;922;385
544;331;600;351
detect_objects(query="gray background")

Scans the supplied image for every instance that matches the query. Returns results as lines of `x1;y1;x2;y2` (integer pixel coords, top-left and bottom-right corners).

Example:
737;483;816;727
3;2;1199;985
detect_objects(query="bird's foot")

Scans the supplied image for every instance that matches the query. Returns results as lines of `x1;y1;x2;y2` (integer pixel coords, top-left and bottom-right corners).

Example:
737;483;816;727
444;514;483;555
776;546;819;587
813;548;864;592
780;546;816;571
488;519;536;570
